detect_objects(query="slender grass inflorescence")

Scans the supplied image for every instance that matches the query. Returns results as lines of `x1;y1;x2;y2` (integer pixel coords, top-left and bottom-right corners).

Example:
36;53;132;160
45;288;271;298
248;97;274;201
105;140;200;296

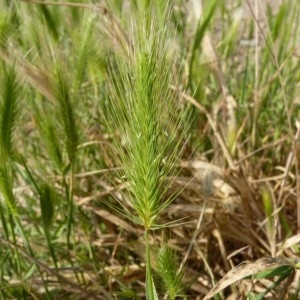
0;61;50;293
107;7;187;230
0;62;20;223
106;3;189;298
110;14;182;229
156;245;185;299
50;62;80;249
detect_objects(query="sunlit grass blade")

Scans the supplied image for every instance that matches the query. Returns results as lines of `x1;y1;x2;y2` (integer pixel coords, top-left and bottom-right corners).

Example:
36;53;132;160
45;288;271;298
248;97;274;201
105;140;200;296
188;0;218;88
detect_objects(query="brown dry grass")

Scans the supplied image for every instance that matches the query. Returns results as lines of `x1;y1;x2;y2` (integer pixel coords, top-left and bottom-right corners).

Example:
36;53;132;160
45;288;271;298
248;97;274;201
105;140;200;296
1;0;299;299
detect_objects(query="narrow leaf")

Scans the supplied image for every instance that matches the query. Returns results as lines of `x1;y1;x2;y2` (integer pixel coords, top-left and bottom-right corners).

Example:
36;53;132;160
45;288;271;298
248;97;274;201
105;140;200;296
146;274;159;300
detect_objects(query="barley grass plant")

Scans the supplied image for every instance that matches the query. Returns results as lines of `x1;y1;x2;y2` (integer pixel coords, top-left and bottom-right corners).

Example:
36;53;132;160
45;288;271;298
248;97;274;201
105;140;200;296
105;2;189;298
155;244;185;299
0;0;299;298
0;60;52;298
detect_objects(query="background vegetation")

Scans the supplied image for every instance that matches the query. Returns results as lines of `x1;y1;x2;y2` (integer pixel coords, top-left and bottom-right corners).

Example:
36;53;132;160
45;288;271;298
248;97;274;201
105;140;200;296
0;0;299;299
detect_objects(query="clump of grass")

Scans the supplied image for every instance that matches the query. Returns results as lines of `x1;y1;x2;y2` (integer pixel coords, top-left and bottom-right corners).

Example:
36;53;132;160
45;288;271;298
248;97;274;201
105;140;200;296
105;2;189;298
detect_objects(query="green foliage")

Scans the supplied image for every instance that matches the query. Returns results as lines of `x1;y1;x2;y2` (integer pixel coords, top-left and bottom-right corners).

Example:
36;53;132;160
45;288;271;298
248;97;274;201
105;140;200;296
0;0;299;299
34;104;64;171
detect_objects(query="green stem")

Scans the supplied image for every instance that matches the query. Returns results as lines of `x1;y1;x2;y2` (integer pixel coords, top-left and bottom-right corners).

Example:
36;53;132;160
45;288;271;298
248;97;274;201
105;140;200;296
145;228;154;300
65;163;82;283
63;168;73;250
